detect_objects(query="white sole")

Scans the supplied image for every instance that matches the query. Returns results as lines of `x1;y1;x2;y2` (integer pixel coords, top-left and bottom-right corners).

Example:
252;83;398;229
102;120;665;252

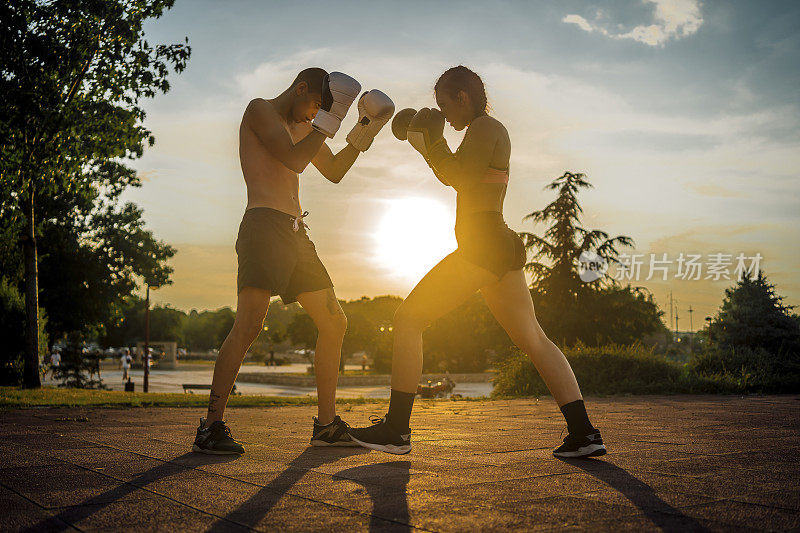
553;444;607;458
192;444;243;455
349;435;412;455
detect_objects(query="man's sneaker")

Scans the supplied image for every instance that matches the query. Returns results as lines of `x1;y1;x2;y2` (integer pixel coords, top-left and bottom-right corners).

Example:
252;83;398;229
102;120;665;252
348;415;411;455
553;430;606;458
310;415;359;447
193;418;245;455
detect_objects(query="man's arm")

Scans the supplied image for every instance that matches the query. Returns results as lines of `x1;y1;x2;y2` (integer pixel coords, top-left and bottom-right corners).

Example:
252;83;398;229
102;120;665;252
311;142;360;184
244;98;326;173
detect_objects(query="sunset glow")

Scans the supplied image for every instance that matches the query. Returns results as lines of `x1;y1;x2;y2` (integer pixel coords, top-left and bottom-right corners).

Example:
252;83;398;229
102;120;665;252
373;198;457;281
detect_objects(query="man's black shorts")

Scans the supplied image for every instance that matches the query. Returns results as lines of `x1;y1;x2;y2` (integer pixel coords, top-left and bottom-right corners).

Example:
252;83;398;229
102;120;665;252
236;207;333;304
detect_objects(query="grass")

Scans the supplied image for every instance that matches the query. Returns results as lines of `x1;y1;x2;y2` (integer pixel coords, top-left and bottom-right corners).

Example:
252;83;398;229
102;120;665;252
0;386;491;409
0;386;388;409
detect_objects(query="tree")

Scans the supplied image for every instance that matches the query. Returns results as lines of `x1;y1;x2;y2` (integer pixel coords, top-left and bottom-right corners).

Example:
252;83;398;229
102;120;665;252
521;172;634;302
0;1;190;387
101;297;185;348
519;171;662;346
287;313;317;351
707;270;800;356
181;308;235;352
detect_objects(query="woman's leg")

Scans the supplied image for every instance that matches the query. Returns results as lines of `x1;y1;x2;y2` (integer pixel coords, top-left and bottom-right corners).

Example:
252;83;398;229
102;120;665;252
480;270;606;456
349;253;497;454
479;270;582;406
391;253;498;393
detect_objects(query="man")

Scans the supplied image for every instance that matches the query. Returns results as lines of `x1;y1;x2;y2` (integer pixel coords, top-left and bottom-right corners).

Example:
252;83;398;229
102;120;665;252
193;68;395;454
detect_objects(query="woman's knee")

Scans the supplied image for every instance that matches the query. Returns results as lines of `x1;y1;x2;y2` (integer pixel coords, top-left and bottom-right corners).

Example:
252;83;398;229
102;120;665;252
393;304;428;332
516;326;552;356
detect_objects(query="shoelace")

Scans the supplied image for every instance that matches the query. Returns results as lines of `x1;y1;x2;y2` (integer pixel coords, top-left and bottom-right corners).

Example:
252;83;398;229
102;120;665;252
292;211;309;232
209;422;233;439
368;414;386;425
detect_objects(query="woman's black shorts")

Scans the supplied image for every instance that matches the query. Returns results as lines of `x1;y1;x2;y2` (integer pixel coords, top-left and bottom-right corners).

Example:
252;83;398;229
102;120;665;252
236;207;333;304
452;211;526;279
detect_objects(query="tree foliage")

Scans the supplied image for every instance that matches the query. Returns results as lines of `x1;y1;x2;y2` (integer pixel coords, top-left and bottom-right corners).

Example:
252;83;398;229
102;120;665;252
519;171;662;346
0;1;190;385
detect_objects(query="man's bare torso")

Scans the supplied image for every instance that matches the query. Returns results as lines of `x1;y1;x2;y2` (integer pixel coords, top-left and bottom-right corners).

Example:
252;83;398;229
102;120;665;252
239;98;312;216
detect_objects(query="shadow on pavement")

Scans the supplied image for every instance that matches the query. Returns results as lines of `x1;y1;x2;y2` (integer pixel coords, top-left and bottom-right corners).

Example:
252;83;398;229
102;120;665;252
335;461;412;532
24;452;237;532
558;458;712;532
207;446;369;532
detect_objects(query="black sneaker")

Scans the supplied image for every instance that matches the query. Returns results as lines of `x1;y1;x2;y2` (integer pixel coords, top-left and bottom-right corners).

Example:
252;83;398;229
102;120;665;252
193;418;245;455
348;415;411;455
310;415;359;447
553;430;606;458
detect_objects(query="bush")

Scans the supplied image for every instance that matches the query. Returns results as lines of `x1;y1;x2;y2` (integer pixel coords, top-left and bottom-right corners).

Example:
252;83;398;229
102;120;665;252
492;341;800;397
492;343;694;397
0;279;48;385
689;345;800;393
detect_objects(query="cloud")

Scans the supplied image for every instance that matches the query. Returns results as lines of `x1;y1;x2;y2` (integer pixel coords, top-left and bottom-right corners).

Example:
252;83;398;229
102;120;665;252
563;0;703;47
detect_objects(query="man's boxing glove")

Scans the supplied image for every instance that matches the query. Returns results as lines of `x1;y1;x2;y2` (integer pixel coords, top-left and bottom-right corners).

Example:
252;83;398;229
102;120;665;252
312;72;361;138
406;108;445;159
346;90;395;151
391;108;417;141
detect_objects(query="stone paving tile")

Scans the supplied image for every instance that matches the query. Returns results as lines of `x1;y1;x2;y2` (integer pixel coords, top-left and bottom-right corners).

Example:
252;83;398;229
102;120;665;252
39;496;237;533
1;487;77;532
664;499;800;531
1;396;797;531
730;487;800;512
0;463;158;508
572;510;756;532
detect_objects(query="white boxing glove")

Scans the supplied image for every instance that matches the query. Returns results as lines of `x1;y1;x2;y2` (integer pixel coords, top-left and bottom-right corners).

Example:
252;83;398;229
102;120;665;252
346;89;395;151
312;72;361;138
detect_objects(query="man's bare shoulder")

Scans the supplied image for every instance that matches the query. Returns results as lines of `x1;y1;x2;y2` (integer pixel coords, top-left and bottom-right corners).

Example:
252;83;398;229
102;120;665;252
243;98;279;127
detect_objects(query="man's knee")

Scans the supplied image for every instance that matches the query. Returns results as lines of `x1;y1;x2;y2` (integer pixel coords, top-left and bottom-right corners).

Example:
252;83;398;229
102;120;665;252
231;315;264;344
318;311;347;338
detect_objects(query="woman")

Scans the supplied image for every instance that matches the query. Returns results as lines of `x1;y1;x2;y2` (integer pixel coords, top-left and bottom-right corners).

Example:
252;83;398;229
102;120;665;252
349;66;606;458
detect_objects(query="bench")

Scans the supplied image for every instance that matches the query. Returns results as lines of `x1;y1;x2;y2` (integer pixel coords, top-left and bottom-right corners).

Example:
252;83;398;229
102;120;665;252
182;384;239;395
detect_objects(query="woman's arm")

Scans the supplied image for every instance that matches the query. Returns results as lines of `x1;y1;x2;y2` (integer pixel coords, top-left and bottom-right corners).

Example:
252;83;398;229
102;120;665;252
428;116;499;190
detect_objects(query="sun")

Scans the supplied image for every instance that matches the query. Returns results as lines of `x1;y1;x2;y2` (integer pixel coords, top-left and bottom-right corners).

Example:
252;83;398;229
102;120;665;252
374;198;457;281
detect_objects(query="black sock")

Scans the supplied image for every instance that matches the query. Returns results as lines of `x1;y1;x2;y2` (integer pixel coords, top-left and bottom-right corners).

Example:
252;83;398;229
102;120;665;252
560;400;596;436
385;389;415;432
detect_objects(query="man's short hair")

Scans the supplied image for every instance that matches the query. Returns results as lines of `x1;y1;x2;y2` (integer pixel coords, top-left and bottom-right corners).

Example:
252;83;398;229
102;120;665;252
291;68;327;95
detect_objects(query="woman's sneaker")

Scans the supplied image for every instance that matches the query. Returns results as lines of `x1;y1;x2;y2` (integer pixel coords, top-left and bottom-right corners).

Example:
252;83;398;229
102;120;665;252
193;418;245;455
310;415;359;447
348;415;411;455
553;430;606;458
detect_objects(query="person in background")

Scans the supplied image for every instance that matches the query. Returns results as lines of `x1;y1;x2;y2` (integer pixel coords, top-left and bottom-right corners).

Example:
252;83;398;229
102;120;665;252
121;349;131;382
49;349;61;379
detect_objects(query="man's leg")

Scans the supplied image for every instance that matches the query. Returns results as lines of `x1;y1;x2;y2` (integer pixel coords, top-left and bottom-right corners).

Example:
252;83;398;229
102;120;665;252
296;288;347;425
205;286;271;427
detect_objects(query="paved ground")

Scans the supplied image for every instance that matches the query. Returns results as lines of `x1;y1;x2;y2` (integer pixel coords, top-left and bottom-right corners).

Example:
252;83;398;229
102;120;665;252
1;396;798;532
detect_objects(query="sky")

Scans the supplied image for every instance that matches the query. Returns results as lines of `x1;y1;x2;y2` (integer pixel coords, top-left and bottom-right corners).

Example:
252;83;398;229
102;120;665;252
126;0;800;329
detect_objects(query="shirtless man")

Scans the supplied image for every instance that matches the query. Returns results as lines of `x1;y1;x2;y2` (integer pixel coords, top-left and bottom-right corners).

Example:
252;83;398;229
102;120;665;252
193;68;395;454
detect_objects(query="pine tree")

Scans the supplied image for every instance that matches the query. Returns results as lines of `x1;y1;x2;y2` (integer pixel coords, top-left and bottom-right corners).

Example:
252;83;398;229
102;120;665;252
708;270;800;357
